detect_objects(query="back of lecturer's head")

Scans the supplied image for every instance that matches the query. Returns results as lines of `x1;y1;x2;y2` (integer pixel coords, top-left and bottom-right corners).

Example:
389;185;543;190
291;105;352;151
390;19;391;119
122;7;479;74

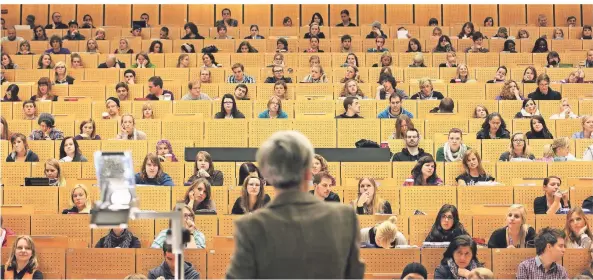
256;131;314;189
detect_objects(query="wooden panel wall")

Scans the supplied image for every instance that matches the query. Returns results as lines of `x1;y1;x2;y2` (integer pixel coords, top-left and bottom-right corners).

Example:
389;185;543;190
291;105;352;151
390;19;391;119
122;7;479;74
386;4;413;25
77;5;104;27
48;5;76;26
272;5;299;27
132;4;159;26
244;5;271;26
2;5;21;27
22;4;49;26
554;5;581;27
415;4;441;26
359;5;385;25
160;5;188;26
499;5;526;26
443;4;469;26
329;5;357;26
188;5;215;26
527;4;553;26
301;4;329;27
104;5;132;27
471;5;497;26
215;5;243;25
583;5;593;26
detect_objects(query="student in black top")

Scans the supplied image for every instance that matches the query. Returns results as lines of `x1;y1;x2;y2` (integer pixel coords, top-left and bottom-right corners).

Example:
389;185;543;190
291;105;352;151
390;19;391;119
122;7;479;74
231;176;271;215
45;12;68;29
534;176;570;214
366;21;388;39
238;162;264;186
498;132;536;161
185;151;224;186
391;128;433;162
425;204;469;243
336;10;356;27
456;150;495;186
350;177;392;214
1;235;44;279
434;235;484;279
503;39;517;53
408;156;443;186
182;22;205;39
336;96;362;118
264;66;292;83
528;74;562;100
303;23;325;39
526;115;554;139
95;228;141;248
532;37;549;53
488;204;536;249
410;78;445;100
62;20;85;41
476;112;511;139
214;93;246;119
309;171;341;202
61;184;92;214
184;178;217;213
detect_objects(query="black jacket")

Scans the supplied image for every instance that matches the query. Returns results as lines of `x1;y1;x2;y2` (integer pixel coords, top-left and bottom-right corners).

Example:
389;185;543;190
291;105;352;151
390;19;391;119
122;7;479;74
62;32;86;41
528;88;562;100
365;31;387;39
308;190;341;202
6;150;40;162
391;148;432;162
214;111;245;119
476;128;511;139
95;233;141;248
231;194;271;214
425;225;469;243
487;226;536;248
264;76;292;83
1;264;43;279
185;170;224;186
45;22;68;29
147;261;200;279
98;62;126;68
55;76;75;85
534;195;570;214
583;196;593;213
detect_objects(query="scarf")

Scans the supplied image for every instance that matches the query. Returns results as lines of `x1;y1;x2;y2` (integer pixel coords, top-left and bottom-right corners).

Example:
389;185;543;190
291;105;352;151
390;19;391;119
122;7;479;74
519;108;540;117
447;258;479;279
443;143;468;162
102;229;133;248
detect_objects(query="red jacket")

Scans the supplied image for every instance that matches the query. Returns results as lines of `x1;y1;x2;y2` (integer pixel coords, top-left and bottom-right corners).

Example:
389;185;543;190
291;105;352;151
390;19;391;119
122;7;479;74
2;228;16;247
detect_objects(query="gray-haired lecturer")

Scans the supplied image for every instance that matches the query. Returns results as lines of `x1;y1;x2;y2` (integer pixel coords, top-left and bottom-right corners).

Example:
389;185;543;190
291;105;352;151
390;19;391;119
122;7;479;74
226;130;365;278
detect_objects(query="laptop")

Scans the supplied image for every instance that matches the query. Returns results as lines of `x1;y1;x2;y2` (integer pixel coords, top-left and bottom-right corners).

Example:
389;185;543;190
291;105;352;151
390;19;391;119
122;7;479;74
24;177;51;186
132;21;147;28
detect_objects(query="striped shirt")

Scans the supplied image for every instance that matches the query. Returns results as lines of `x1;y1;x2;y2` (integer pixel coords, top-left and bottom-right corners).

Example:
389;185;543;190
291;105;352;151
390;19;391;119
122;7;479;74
516;256;568;279
227;75;255;84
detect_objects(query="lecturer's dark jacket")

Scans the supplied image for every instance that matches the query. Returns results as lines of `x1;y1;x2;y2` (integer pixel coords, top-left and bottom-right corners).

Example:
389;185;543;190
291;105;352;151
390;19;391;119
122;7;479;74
226;189;365;279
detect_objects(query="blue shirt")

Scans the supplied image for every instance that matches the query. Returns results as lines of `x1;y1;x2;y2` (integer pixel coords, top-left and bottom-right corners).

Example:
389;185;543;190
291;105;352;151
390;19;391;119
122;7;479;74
45;48;71;54
572;131;592;139
151;229;206;249
258;110;288;119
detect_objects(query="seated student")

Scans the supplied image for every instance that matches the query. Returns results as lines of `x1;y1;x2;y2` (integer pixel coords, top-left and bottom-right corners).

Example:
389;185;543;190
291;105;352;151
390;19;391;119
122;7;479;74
31;77;58;101
528;74;562;100
1;217;16;247
264;66;292;83
156;139;179;162
21;101;38;121
360;216;407;248
435;235;484;279
185;151;224;186
1;235;44;279
499;133;536;161
215;8;239;27
46;35;71;54
62;184;92;214
104;97;122;121
456;150;493;186
408;53;426;67
564;207;593;255
45;158;66;186
366;21;388;39
350;177;392;214
572;115;593;139
550;98;578;120
6;133;39;162
258;96;288;119
516;227;568;279
514;98;541;118
301;65;328;83
438;51;457;67
95;227;141;248
375;74;407;101
311;154;329;176
227;63;255;83
309;171;340;202
367;37;389;53
183;178;217;213
29;113;64;140
542;138;576;161
74;119;101;141
401;263;428;280
182;80;211;100
231;176;271;215
303;23;325;39
425;204;469;243
488;204;536;248
303;35;324;53
534;176;570;214
214;94;246;119
391;128;432;162
476;112;511;139
526;116;554;139
335;96;362;118
339;79;367;99
336;10;356;27
377;95;414;119
151;205;206;249
116;114;148;140
3;84;21;102
134;153;174;186
465;32;489;53
59;137;88;162
147;243;200;279
436;128;470;162
146;76;174;100
406;155;443;186
238;162;264;186
98;54;126;68
486;66;508;84
132;52;156;68
410;78;445;100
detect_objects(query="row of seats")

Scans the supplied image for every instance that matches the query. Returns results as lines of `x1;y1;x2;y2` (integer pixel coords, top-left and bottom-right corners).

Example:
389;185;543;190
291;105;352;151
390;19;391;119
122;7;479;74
0;246;588;279
2;159;592;189
5;24;592;41
2;180;592;215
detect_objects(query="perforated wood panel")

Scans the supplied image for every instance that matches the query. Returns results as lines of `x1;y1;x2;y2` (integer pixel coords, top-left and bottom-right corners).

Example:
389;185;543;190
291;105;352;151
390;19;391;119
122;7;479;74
492;248;535;279
497;162;548;186
340;162;392;180
204;120;248;148
457;186;514;213
4;186;58;214
207;249;234;279
337;119;380;148
218;215;240;236
91;219;155;248
1;162;31;186
481;139;511;162
136;187;171;212
195;215;218;242
570;186;592;210
555;119;583;138
400;187;456;216
2;215;31;235
548;162;593;179
248;119;292;148
361;248;420;273
28;141;54;162
293;119;336;148
564;248;592;278
0;247;66;279
173;101;212;119
472;215;507;242
66;248;135;278
32;214;91;246
425;119;468;140
101;140;148;166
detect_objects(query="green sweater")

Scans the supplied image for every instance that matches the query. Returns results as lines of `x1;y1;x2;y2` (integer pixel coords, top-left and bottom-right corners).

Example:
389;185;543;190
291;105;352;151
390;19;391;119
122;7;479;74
435;146;471;162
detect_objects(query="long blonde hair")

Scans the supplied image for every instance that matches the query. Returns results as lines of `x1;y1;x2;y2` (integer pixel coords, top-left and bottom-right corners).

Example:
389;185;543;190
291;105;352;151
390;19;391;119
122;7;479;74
499;80;523;100
454;63;469;82
45;158;66;186
374;216;400;248
351;177;386;214
5;235;39;270
543;137;570;158
69;184;91;212
506;204;531;248
508;132;531;159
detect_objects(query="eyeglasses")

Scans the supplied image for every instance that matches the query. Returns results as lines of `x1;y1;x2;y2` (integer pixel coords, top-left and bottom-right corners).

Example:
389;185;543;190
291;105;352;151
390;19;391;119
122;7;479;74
273;70;283;73
223;101;234;104
513;139;525;143
441;215;454;220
